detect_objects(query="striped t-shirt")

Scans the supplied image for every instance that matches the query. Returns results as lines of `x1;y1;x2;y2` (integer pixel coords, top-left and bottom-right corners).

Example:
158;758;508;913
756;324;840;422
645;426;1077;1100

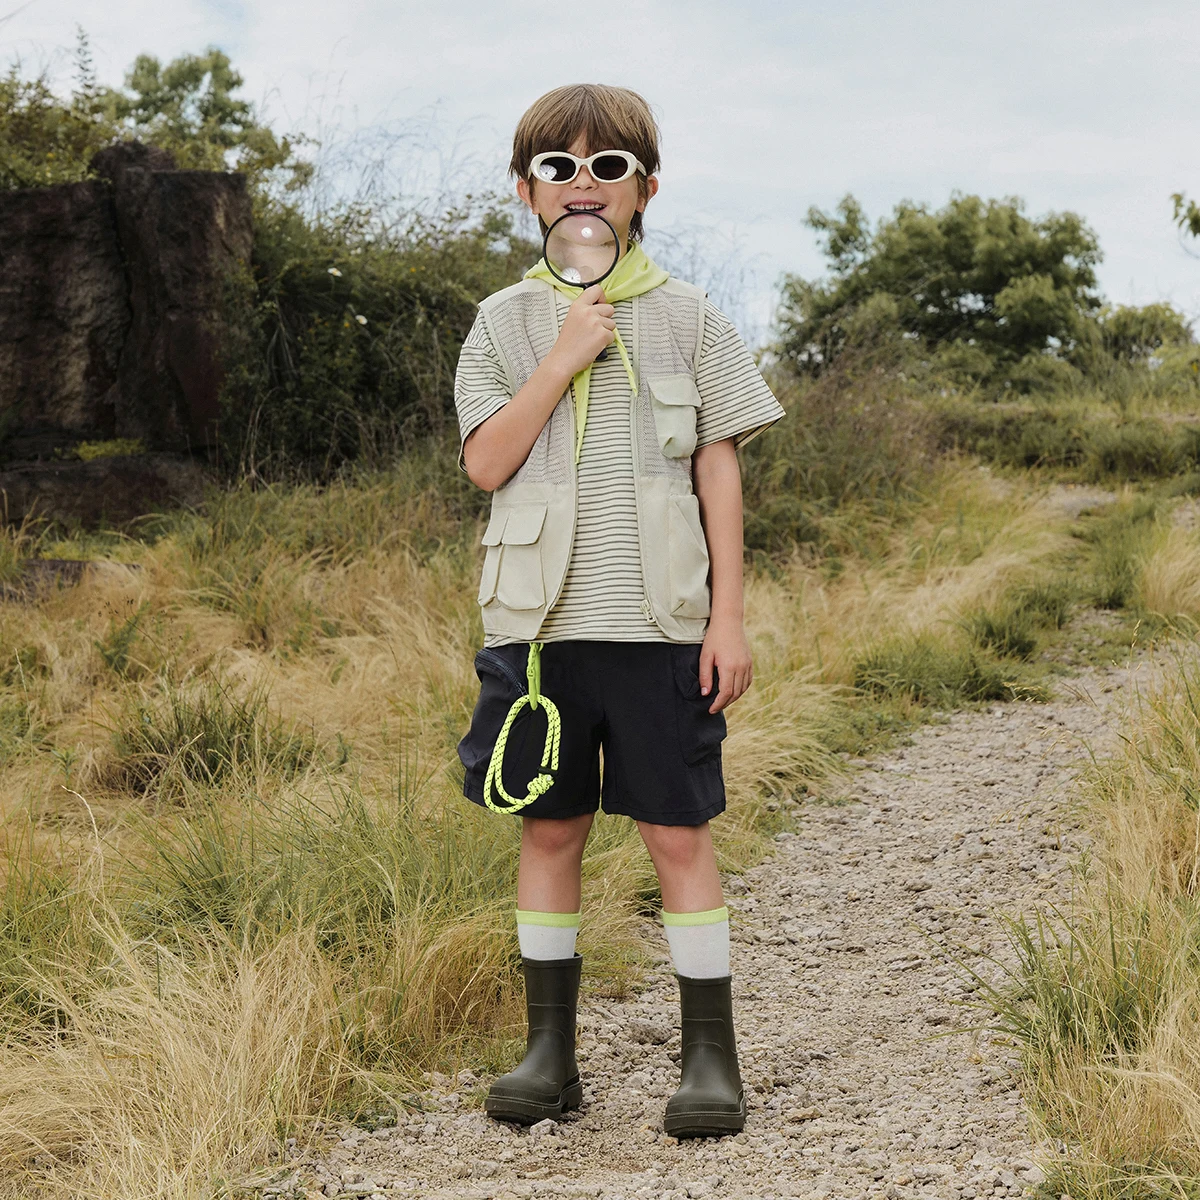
455;294;785;645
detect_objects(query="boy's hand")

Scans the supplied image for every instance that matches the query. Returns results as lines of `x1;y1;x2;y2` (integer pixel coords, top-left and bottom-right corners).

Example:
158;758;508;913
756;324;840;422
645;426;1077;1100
546;285;616;378
699;616;753;714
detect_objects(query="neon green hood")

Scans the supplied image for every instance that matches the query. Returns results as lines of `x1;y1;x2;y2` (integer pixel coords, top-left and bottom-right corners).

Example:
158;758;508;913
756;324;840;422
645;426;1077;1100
525;242;669;462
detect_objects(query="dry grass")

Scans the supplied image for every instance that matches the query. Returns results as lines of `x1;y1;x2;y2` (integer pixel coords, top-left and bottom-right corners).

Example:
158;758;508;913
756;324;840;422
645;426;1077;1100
1139;524;1200;630
0;460;1077;1196
983;646;1200;1196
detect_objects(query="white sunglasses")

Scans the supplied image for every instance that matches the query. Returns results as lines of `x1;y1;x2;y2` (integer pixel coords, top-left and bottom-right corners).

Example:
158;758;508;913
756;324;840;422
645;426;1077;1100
529;149;647;186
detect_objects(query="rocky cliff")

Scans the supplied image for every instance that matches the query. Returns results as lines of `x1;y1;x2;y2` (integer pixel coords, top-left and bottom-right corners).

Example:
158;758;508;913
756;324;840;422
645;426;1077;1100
0;142;252;525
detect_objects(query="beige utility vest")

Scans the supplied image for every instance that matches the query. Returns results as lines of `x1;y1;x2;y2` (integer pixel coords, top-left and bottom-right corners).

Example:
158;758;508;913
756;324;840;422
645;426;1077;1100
475;275;713;644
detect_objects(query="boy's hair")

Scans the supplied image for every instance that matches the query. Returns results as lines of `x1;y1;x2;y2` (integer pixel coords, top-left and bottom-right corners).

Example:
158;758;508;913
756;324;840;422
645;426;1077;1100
510;84;661;242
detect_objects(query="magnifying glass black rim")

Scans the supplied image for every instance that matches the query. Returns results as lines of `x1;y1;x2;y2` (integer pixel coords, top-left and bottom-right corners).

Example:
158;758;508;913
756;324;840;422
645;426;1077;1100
542;210;621;289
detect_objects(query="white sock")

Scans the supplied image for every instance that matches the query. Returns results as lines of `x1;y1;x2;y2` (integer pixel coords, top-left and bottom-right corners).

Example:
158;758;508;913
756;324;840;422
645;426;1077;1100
515;909;580;960
662;907;731;978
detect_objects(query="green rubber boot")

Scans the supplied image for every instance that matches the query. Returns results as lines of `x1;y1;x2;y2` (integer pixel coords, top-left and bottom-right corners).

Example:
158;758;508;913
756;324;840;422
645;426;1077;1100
664;974;746;1138
485;954;583;1124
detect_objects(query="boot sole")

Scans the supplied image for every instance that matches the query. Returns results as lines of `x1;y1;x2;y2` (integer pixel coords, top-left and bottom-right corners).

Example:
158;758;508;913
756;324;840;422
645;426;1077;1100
664;1098;746;1139
484;1076;582;1125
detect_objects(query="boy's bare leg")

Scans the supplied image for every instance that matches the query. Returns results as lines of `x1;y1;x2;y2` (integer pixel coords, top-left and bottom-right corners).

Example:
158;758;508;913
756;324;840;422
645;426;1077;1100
636;820;724;911
517;813;595;912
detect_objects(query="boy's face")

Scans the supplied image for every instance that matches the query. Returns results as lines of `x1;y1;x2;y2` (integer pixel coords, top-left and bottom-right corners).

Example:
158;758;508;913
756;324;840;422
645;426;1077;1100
517;134;659;256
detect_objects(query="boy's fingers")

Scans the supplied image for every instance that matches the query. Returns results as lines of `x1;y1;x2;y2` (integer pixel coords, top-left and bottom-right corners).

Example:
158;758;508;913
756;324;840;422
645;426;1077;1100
721;665;752;711
595;303;616;318
699;647;715;696
580;284;607;304
709;678;735;714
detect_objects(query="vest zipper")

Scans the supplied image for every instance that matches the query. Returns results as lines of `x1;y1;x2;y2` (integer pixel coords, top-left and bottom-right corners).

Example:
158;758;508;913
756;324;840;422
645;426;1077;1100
630;294;660;629
533;291;579;634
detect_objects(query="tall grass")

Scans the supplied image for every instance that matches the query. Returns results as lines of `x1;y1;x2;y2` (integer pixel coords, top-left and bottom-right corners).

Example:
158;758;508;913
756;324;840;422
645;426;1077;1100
975;649;1200;1196
0;440;1084;1196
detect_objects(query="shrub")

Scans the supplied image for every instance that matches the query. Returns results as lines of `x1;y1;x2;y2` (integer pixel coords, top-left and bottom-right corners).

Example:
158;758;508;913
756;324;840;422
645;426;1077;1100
741;352;936;554
1084;420;1198;482
218;201;537;478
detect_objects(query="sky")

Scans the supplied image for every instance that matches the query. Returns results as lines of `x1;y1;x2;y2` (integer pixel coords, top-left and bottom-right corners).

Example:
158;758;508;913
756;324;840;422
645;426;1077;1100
6;0;1200;344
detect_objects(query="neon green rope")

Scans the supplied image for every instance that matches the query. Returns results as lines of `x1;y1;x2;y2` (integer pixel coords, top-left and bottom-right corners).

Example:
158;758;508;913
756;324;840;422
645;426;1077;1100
483;642;561;814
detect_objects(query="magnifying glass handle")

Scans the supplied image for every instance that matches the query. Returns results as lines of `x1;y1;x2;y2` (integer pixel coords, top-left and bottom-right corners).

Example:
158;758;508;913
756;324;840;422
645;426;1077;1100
596;348;608;361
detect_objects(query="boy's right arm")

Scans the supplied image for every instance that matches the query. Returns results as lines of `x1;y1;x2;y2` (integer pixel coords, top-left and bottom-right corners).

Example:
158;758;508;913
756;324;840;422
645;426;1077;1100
462;285;616;491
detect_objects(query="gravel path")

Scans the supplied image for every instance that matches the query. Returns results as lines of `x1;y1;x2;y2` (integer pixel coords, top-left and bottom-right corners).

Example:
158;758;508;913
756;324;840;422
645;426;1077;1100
282;645;1139;1200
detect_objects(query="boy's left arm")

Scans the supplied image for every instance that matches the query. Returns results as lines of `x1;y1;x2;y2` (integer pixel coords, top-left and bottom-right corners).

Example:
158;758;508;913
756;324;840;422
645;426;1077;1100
692;437;752;715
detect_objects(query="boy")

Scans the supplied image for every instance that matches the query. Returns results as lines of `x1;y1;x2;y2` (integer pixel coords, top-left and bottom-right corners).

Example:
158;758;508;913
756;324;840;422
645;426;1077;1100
455;84;784;1138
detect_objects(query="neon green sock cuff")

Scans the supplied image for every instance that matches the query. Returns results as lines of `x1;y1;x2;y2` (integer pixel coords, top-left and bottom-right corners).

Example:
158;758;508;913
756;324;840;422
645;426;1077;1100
515;909;581;928
661;906;729;928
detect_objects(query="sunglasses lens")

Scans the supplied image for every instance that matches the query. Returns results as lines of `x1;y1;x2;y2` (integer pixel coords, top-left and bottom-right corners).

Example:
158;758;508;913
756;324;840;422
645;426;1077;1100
590;153;631;182
534;155;577;183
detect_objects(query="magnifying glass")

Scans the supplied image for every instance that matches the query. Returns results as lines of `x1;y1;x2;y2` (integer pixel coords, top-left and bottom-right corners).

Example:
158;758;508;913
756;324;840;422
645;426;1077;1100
543;211;621;359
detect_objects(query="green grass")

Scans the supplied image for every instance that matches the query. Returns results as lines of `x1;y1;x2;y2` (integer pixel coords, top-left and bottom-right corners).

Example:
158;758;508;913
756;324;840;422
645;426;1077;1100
962;578;1076;661
1076;496;1160;609
99;676;337;800
852;632;1045;706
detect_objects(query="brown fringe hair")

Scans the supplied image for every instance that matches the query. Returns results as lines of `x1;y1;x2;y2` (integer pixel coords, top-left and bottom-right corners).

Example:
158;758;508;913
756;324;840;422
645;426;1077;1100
510;84;661;241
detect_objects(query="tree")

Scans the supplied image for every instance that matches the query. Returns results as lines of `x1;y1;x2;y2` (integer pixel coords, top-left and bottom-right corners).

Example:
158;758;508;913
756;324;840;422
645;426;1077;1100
0;33;307;191
1093;302;1193;363
97;47;307;185
0;31;117;188
776;193;1103;380
1174;192;1200;242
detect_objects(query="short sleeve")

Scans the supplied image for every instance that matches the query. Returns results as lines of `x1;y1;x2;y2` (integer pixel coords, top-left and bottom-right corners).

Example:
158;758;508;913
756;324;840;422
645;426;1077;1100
454;313;512;471
693;301;786;451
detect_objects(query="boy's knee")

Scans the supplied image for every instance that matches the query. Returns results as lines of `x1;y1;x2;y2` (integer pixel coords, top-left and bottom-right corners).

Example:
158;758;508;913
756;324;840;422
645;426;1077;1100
521;813;593;856
638;821;710;867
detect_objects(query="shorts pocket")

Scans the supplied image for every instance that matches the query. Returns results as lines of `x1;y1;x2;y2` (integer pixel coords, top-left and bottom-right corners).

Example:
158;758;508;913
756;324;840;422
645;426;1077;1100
668;493;712;619
648;374;702;459
457;646;527;776
670;644;727;767
477;502;548;611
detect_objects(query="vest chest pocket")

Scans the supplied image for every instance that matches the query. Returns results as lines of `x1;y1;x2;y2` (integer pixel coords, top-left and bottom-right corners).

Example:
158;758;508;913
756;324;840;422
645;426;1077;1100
478;502;548;611
648;374;702;459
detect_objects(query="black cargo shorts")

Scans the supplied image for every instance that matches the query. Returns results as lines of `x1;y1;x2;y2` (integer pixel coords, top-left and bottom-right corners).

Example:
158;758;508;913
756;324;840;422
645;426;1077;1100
457;641;727;826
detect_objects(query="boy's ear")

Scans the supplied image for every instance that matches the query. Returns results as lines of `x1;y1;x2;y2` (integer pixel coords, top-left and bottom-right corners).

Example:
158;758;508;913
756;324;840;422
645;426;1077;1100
517;177;535;211
637;175;659;213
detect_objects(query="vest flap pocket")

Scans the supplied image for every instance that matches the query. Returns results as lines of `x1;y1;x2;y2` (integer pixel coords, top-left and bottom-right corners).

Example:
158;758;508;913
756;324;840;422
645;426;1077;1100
481;509;509;547
648;374;702;409
480;501;548;612
500;503;547;545
647;374;702;459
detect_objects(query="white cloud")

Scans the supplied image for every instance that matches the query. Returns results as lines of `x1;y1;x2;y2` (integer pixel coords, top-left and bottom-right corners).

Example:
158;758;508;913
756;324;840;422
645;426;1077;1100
5;0;1200;335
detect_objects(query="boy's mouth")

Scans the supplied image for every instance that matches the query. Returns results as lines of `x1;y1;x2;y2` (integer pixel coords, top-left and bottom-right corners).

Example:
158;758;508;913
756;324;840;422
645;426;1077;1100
564;202;606;213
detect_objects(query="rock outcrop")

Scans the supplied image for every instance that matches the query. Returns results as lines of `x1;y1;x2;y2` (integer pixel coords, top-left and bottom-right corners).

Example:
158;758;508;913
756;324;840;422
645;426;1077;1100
0;142;252;525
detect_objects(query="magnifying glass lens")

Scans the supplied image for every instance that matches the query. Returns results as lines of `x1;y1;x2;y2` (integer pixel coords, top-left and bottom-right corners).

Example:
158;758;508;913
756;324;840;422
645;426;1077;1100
544;212;619;288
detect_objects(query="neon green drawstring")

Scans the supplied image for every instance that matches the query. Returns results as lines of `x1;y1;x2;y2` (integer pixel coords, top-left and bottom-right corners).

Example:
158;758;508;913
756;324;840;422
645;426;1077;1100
483;642;561;814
